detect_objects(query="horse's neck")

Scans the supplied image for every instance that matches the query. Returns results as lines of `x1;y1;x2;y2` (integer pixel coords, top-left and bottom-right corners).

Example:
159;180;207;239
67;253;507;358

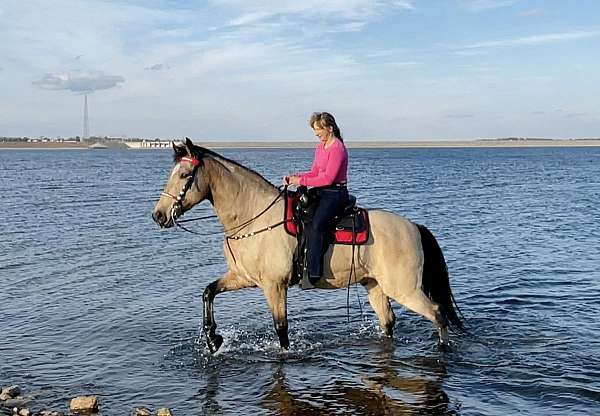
206;157;278;231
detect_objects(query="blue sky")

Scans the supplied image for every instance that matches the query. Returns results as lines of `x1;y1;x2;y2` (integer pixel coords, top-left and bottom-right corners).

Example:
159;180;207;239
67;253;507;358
1;0;599;140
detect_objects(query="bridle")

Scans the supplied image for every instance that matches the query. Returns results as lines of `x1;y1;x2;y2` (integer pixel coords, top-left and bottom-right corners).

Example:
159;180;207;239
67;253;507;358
160;156;202;226
160;155;289;263
160;155;289;239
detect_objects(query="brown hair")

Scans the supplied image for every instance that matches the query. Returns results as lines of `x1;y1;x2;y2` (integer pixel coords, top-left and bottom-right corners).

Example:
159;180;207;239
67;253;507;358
309;112;343;143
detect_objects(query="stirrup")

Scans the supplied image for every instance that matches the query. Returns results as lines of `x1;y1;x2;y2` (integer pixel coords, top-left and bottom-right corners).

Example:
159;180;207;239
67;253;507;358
301;270;317;290
300;273;316;290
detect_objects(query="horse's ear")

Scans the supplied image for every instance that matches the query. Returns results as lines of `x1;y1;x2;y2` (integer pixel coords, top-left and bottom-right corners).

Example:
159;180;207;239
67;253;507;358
172;140;187;160
185;137;194;154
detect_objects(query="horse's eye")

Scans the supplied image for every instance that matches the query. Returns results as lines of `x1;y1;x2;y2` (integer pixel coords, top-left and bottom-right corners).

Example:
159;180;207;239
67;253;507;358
180;173;192;179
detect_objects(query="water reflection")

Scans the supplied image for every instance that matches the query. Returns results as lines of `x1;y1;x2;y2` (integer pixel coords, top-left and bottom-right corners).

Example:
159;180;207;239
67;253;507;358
199;360;222;416
260;342;455;415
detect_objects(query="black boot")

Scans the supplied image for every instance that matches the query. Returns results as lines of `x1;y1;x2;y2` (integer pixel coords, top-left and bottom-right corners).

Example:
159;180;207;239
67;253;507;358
301;267;317;290
309;274;321;285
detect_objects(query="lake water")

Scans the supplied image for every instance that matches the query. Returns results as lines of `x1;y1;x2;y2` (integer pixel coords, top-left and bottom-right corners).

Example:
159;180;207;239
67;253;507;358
1;146;599;415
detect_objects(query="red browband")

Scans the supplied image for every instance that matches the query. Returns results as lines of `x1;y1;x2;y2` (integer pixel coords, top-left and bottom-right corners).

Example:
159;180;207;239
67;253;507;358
178;156;200;167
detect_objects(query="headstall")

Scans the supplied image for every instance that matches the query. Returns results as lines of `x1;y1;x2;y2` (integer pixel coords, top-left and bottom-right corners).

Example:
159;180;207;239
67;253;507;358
160;157;201;221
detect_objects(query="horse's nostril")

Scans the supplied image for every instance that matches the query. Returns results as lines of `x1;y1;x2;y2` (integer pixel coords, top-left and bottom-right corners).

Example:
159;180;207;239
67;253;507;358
152;210;165;225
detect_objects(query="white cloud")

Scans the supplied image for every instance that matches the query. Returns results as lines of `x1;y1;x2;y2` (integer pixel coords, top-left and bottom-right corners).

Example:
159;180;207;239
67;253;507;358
228;11;274;27
1;0;598;140
454;49;488;57
518;8;545;17
457;64;500;73
365;48;409;58
33;71;125;93
216;0;414;29
383;61;419;68
458;0;519;12
464;31;600;49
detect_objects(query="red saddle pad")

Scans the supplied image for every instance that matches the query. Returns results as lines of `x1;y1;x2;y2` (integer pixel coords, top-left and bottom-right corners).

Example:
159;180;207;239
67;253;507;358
284;194;370;245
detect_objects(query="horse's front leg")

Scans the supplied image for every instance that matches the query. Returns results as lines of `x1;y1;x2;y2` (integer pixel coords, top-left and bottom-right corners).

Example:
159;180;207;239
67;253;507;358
203;271;254;353
263;283;289;350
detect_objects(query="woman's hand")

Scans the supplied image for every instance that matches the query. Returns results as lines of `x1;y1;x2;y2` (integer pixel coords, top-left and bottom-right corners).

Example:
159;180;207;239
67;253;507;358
283;175;301;186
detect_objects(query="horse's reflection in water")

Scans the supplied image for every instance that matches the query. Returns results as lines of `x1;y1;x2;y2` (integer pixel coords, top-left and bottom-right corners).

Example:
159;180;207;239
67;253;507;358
260;342;454;416
199;359;222;415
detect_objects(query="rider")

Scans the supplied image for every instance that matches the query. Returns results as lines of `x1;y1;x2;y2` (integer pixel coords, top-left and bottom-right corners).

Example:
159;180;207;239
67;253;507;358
284;112;349;288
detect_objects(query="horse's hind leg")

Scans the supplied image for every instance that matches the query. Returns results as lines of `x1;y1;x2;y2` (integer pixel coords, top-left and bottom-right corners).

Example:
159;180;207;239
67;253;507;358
400;291;449;347
263;283;289;350
364;279;396;337
203;271;255;353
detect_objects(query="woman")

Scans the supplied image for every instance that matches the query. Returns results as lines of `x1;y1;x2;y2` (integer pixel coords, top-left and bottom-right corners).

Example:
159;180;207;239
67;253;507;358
285;112;349;288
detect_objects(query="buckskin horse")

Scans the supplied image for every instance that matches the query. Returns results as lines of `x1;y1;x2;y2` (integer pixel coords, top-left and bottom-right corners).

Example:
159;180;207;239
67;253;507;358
152;139;464;353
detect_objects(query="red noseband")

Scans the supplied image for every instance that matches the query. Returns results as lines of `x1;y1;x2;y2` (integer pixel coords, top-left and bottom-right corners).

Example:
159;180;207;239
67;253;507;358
178;156;200;167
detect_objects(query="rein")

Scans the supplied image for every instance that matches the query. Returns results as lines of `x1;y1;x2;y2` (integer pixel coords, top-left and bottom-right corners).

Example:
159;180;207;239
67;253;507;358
168;172;289;242
223;185;288;238
221;186;289;264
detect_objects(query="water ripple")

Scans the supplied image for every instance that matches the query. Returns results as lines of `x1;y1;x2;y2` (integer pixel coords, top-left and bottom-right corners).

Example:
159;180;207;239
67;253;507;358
1;147;599;414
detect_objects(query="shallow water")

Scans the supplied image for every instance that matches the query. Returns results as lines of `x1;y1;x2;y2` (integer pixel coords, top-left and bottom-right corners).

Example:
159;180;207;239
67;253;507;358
1;147;599;415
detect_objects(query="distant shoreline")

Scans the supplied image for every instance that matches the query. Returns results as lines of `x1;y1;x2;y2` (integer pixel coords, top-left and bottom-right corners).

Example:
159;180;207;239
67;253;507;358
1;139;600;150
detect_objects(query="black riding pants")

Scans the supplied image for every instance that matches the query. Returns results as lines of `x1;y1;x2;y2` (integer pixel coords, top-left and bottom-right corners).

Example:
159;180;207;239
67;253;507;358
306;187;348;278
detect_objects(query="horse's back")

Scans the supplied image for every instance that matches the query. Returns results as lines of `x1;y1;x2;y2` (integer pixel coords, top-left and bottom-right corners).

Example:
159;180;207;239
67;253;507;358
362;209;423;279
366;208;420;244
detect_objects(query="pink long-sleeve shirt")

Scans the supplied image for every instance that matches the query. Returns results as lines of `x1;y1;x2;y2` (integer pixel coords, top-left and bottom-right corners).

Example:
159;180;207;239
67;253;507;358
298;139;348;187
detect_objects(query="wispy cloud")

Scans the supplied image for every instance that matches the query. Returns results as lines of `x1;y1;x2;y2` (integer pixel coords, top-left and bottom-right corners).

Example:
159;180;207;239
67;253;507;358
464;31;600;49
518;8;545;17
563;111;588;119
33;71;125;93
384;61;419;68
458;0;519;12
454;49;488;57
457;64;499;73
218;0;414;30
228;11;274;27
2;0;599;140
365;48;409;58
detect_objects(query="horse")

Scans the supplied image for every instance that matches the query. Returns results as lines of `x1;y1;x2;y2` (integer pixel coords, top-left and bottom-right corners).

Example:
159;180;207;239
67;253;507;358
152;138;464;354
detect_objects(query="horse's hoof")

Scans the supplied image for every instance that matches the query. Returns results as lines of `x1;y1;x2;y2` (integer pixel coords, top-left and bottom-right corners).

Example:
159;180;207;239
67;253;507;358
437;342;452;353
207;334;223;354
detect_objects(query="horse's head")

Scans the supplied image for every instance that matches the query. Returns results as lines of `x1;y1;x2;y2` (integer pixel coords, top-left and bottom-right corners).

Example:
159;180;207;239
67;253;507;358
152;138;211;228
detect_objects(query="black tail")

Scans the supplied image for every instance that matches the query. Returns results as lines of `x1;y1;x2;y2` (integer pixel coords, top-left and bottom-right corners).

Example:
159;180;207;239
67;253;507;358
416;224;465;332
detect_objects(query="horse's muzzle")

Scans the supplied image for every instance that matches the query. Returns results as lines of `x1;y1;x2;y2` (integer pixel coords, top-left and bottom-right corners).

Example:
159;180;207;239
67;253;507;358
152;210;173;228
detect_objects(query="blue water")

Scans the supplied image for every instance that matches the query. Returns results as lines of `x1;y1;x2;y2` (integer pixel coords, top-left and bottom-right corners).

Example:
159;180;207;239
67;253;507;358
1;146;599;415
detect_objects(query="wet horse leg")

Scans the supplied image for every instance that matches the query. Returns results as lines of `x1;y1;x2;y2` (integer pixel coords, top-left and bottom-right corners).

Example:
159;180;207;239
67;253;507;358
399;291;449;347
263;283;289;350
364;279;396;337
203;271;255;353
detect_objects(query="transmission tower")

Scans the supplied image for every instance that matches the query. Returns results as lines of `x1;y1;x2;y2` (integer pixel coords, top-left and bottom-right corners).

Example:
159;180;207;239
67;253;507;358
83;94;89;139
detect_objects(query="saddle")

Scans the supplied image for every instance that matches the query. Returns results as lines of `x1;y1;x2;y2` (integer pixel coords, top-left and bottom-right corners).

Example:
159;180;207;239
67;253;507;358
284;186;370;285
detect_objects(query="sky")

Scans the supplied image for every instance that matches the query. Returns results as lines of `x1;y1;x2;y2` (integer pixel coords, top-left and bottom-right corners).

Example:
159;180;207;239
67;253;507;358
1;0;599;141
